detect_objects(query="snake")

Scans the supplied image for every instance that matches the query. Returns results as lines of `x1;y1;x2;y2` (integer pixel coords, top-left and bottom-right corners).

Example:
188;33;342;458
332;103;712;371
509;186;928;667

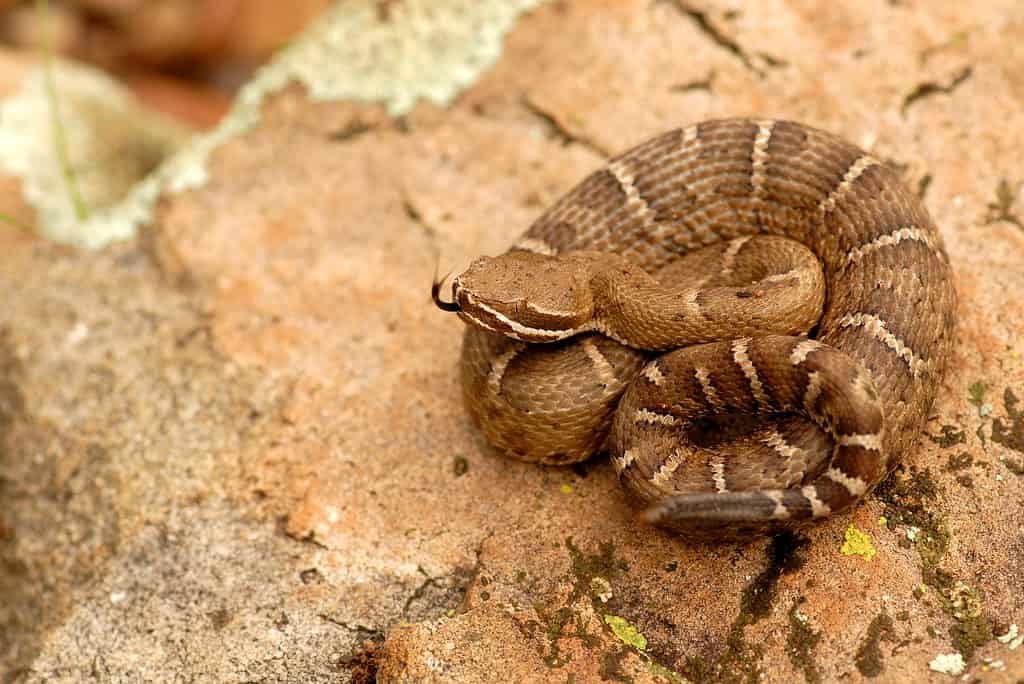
433;118;956;537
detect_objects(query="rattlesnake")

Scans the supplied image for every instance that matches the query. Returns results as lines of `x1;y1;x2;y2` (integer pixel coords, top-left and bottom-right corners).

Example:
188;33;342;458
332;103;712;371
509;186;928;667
434;118;956;536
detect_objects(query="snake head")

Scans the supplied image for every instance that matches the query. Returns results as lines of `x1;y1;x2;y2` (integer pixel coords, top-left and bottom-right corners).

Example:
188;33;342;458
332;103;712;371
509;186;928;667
438;251;596;343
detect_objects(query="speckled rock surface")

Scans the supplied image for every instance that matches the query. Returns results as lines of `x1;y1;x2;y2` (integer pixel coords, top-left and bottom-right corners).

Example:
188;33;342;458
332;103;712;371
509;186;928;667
2;0;1023;682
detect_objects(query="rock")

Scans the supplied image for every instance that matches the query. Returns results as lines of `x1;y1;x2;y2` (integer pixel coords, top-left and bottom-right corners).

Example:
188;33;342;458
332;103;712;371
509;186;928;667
0;1;330;128
1;0;1022;682
0;0;330;70
0;48;190;247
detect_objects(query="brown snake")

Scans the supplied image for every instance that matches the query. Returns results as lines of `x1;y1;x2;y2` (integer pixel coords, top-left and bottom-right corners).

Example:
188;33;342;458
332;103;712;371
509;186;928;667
433;118;956;537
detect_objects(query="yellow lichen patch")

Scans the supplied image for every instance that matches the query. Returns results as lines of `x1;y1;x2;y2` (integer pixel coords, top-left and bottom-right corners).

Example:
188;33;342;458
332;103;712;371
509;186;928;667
603;614;647;651
840;524;876;561
559;483;573;495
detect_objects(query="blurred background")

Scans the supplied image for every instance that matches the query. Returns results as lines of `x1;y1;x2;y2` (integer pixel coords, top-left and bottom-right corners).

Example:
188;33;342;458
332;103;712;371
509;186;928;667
0;0;333;128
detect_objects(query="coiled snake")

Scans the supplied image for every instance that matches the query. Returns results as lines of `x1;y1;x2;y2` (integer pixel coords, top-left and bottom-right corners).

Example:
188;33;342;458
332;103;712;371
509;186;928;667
433;118;956;537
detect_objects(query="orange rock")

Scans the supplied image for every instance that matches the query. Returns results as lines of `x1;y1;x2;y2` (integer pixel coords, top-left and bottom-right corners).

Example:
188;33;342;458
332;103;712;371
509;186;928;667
4;1;1024;682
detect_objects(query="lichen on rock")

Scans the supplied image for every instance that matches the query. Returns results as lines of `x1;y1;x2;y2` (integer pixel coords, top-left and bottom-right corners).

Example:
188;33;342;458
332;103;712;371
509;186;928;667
0;59;187;248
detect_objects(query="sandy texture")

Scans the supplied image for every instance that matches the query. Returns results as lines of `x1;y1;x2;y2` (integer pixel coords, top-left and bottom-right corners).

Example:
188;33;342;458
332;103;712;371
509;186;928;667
2;0;1023;682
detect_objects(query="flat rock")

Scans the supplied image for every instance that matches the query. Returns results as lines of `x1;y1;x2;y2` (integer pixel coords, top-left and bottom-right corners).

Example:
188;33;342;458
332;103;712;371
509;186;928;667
1;1;1023;682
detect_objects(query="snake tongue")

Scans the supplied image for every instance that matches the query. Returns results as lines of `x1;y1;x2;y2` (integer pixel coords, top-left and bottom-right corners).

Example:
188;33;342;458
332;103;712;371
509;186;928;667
431;278;460;312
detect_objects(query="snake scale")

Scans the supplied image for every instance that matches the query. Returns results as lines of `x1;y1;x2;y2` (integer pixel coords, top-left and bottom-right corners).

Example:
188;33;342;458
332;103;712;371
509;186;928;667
434;118;956;537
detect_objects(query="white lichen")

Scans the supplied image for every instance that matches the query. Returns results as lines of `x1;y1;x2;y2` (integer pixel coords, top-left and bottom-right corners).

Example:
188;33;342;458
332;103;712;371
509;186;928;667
927;652;965;675
590;576;613;603
257;0;545;115
997;623;1022;650
982;658;1005;671
0;60;187;248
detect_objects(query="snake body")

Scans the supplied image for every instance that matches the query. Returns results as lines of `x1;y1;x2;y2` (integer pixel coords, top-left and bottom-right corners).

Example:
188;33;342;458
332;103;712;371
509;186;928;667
438;118;956;536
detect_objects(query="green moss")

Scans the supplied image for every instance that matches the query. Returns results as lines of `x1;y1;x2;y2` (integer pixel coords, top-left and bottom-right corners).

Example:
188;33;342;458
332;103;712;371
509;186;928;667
970;381;998;419
968;381;987;406
682;533;809;684
565;536;628;604
599;647;686;684
873;466;948;566
929;425;966;448
854;612;894;677
559;536;818;683
874;468;994;661
943;452;973;471
644;659;685;683
530;539;680;682
524;539;632;670
740;533;809;622
679;655;713;683
714;628;765;684
599;646;635;683
910;467;939;499
985;179;1022;228
785;598;821;683
729;533;808;681
915;527;950;569
564;539;678;680
0;213;34;234
531;603;601;669
992;388;1024;455
950;615;992;660
932;577;993;660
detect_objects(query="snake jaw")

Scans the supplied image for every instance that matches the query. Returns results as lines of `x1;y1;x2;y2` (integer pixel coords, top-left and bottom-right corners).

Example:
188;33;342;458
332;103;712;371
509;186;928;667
456;289;580;342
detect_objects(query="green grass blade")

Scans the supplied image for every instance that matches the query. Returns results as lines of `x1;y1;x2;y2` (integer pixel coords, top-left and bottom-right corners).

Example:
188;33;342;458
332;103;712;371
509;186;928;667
37;0;89;222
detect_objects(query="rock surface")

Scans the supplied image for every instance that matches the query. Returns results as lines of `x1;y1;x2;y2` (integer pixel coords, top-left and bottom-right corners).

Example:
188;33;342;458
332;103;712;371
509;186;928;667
2;0;1024;682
